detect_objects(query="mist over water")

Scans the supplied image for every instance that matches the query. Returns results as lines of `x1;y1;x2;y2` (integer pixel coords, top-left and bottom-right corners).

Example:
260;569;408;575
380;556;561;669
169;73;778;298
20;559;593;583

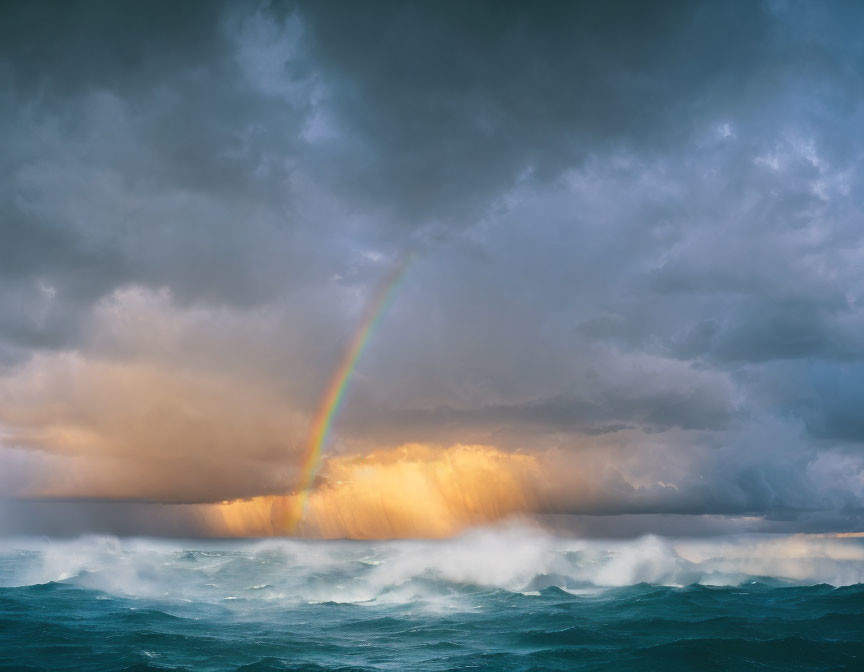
2;524;863;671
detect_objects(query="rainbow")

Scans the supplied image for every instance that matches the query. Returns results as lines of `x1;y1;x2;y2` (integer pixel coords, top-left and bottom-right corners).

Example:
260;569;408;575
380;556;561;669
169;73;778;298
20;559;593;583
287;257;411;533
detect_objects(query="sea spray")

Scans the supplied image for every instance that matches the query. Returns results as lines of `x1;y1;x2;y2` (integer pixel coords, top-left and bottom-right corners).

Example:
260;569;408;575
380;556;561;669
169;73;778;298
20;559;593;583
2;525;864;671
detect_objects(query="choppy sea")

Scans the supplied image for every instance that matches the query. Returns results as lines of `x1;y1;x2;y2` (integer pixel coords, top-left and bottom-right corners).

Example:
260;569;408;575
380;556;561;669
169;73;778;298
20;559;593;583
2;525;863;671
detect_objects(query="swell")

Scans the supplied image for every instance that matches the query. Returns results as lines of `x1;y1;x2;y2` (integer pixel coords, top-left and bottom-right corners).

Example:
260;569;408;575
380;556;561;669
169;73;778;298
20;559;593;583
1;581;863;671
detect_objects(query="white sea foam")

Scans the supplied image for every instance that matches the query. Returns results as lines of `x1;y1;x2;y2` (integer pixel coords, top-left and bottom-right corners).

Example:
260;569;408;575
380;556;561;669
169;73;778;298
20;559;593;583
1;524;862;606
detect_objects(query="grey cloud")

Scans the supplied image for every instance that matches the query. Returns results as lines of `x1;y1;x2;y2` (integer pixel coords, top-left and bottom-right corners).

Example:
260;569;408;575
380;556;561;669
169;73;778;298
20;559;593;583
0;499;214;538
344;373;734;441
0;0;336;343
796;364;864;442
1;0;864;534
0;1;228;98
302;0;776;225
667;300;864;364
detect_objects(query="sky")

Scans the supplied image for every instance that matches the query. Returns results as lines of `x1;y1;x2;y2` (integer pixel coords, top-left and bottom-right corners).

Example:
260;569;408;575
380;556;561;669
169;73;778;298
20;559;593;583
1;0;864;538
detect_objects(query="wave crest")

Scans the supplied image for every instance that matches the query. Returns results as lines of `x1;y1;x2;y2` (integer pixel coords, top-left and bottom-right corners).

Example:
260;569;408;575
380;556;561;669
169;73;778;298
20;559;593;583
2;524;863;605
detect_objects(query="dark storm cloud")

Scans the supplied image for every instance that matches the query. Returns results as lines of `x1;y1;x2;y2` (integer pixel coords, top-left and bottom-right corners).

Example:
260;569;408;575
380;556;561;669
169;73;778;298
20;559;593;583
300;0;779;227
0;0;329;346
2;0;864;534
0;0;859;311
0;1;226;96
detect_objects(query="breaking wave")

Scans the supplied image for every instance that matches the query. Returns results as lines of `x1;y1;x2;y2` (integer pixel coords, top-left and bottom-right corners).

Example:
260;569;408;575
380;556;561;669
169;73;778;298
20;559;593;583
4;524;864;599
1;524;863;670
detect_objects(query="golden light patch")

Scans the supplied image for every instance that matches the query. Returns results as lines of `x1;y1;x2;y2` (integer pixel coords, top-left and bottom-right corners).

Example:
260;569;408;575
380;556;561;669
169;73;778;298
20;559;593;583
208;444;540;538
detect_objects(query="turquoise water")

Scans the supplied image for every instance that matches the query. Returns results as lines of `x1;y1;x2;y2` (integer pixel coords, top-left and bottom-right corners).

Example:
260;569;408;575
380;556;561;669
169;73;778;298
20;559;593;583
1;528;863;671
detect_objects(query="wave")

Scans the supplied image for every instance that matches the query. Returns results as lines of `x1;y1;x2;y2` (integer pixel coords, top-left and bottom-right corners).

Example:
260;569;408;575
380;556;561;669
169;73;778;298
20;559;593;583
2;529;863;672
1;523;862;604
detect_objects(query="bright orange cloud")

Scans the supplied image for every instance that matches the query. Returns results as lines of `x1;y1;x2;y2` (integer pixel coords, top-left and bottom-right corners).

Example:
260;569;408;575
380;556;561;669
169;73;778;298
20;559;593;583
209;444;541;538
0;352;306;502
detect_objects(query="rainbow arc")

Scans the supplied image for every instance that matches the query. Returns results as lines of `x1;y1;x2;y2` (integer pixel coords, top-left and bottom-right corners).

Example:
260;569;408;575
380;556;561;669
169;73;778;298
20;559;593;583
287;257;410;533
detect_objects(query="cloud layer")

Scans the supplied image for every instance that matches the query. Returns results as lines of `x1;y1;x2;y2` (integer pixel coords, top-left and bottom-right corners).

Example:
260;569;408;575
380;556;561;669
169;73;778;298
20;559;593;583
2;0;864;536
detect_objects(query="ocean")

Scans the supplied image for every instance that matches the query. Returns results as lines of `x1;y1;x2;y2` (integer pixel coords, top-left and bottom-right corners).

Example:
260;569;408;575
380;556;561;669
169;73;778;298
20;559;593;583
1;525;863;671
